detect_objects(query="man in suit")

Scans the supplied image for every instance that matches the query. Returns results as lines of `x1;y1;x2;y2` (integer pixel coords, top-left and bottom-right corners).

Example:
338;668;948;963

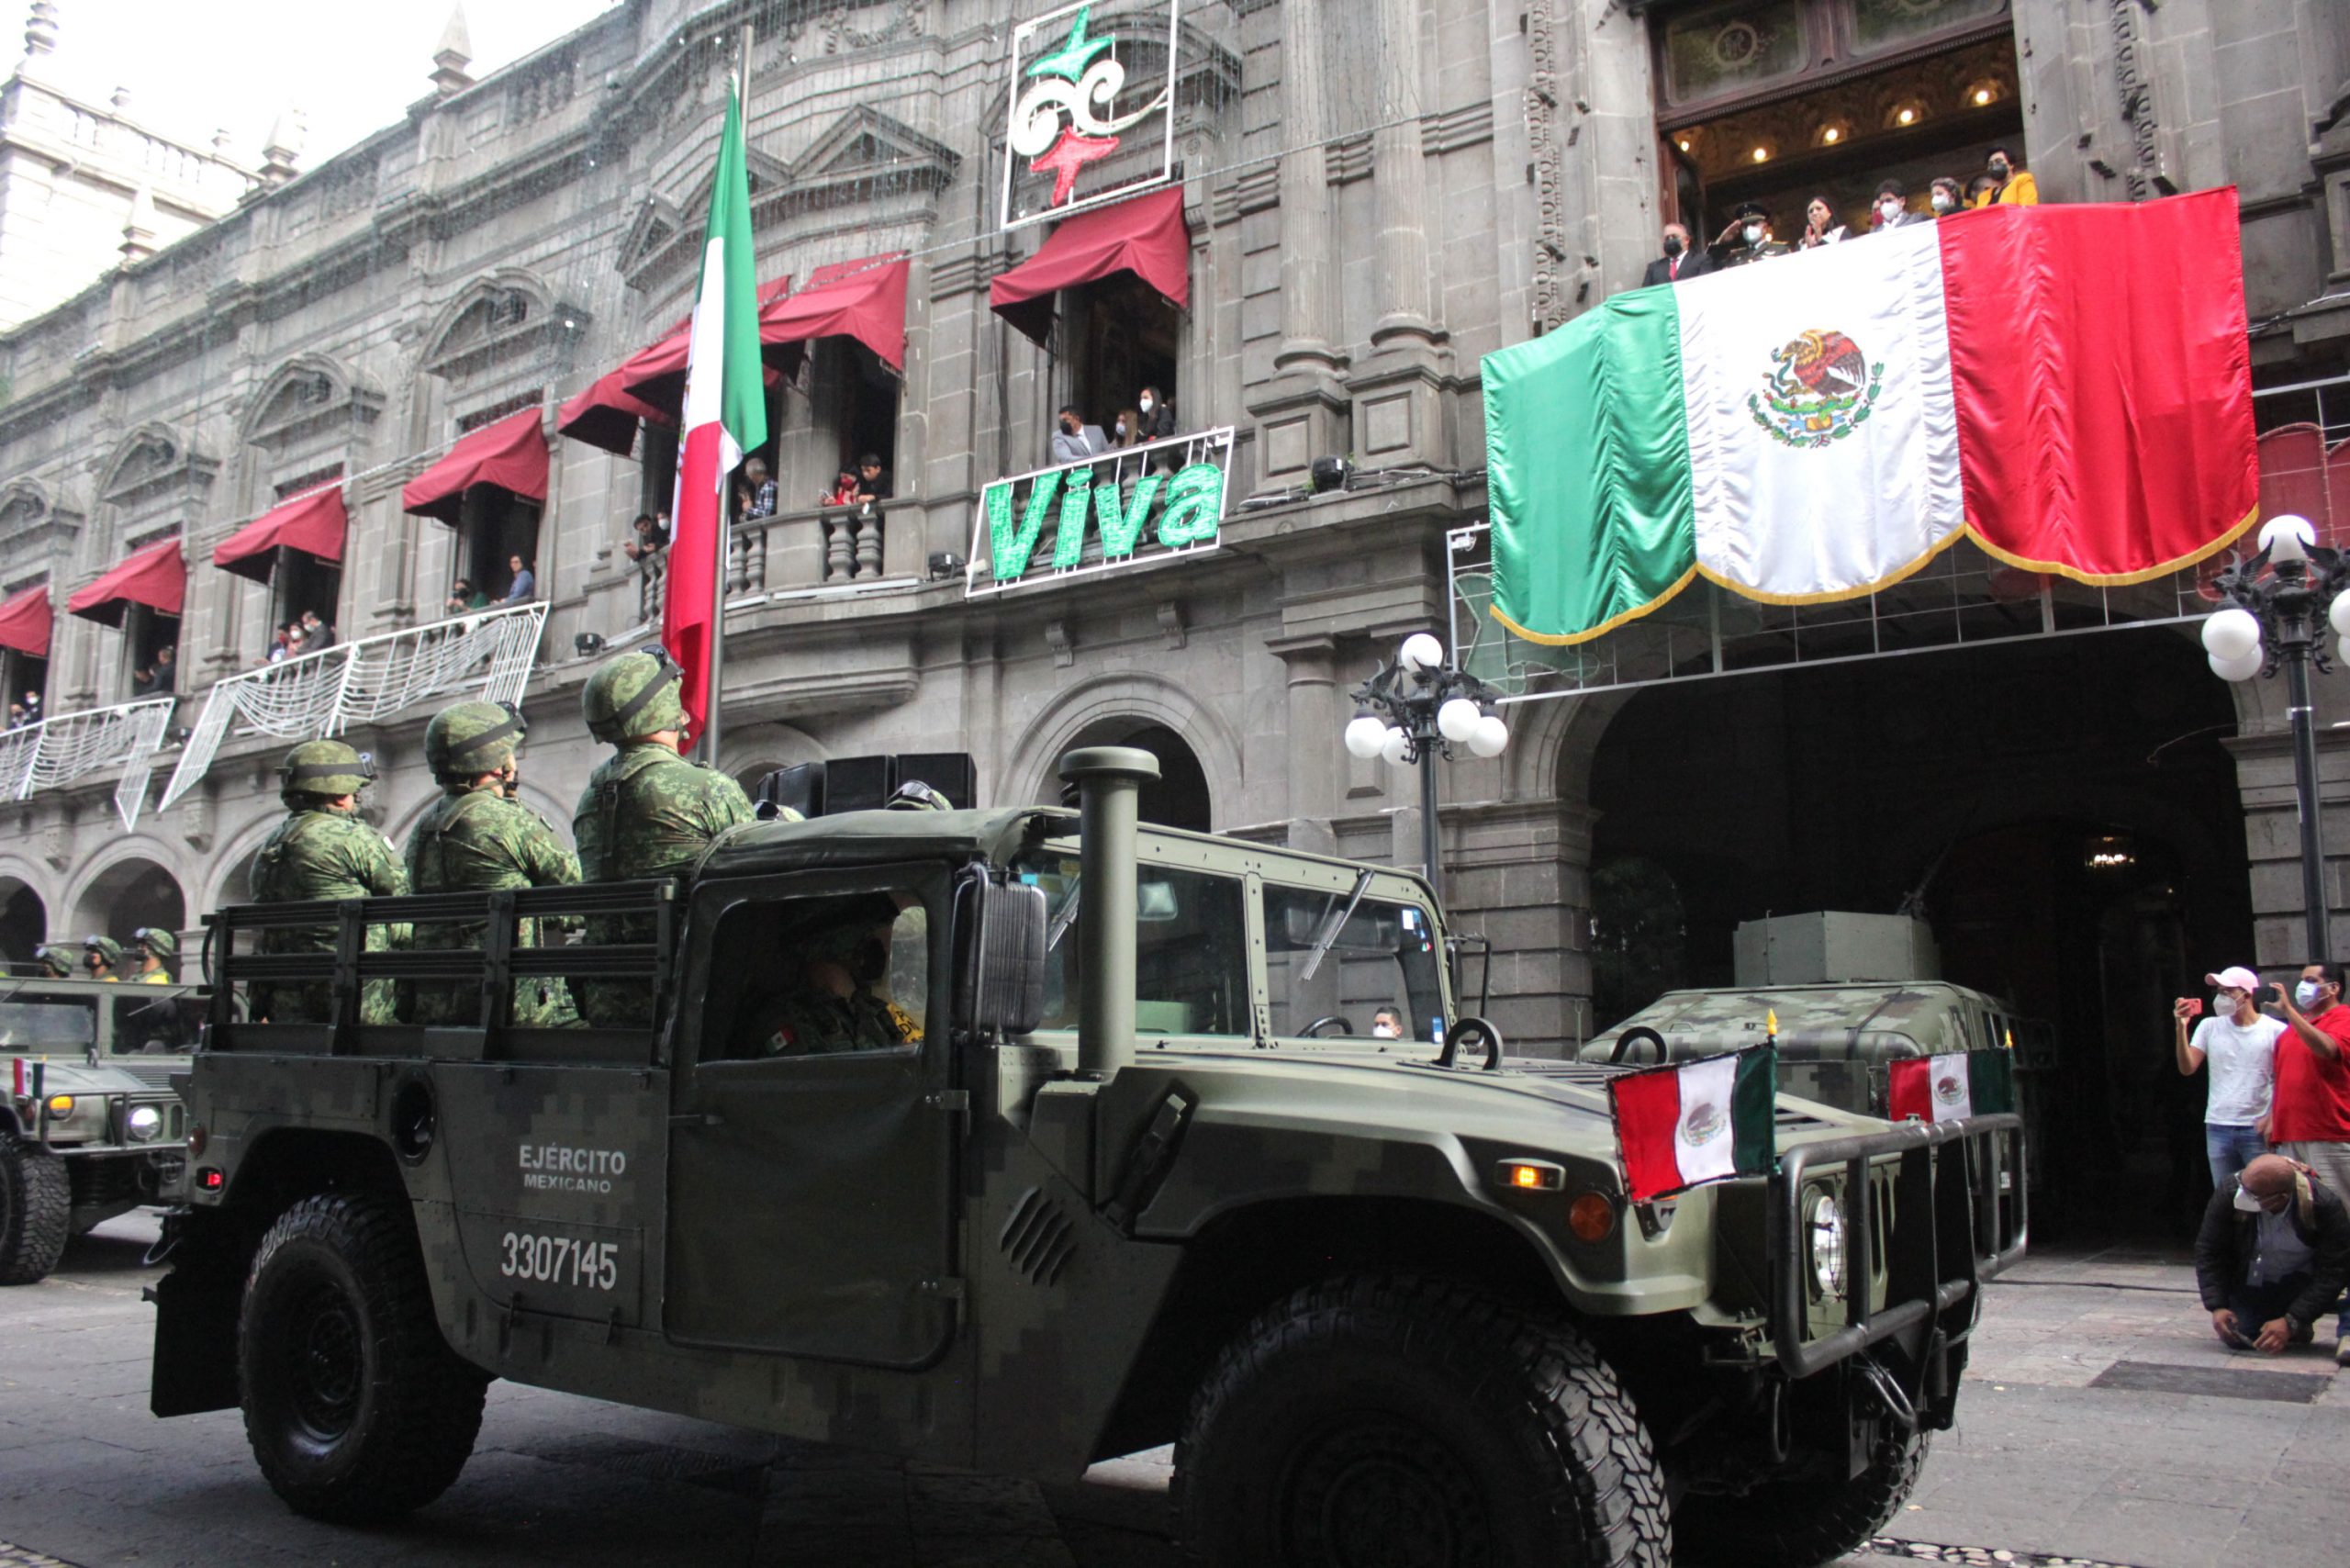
1640;223;1712;287
1049;406;1108;465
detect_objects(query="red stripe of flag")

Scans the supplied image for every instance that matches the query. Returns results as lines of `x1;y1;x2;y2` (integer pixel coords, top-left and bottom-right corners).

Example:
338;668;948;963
1612;1065;1685;1204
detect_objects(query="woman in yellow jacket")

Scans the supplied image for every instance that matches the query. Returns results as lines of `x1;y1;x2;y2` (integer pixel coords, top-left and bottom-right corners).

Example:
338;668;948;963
1973;146;2039;207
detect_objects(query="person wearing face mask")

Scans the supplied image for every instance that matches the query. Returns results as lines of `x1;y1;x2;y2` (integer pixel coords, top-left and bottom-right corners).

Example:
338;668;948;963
2175;967;2286;1189
1872;179;1928;230
1928;176;1966;219
1971;146;2038;207
1797;195;1849;249
2194;1154;2350;1356
1371;1006;1405;1041
1641;222;1712;286
1050;404;1109;465
2265;961;2350;1333
1136;386;1177;442
753;897;916;1056
1709;201;1786;267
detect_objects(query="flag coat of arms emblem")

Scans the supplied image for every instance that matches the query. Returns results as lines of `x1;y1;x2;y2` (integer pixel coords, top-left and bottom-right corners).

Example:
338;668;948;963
1608;1046;1777;1203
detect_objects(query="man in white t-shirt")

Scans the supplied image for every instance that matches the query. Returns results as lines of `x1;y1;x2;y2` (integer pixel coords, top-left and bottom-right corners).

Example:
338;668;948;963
2176;965;2288;1188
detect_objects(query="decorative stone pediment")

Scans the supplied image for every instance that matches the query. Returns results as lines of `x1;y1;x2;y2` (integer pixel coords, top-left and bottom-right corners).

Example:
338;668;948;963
790;106;959;192
615;194;682;285
242;353;387;450
97;423;218;510
0;477;84;554
420;269;589;383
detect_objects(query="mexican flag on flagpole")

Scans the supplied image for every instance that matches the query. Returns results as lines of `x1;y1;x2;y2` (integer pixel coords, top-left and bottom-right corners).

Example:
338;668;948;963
1608;1046;1777;1203
1887;1050;2017;1124
664;80;769;744
1483;192;2258;644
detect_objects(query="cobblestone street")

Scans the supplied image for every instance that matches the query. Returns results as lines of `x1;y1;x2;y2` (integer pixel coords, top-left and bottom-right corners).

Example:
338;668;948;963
1;1216;2344;1568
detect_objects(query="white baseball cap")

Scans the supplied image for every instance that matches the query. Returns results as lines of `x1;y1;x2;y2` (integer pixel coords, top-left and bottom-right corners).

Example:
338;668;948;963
2205;967;2261;993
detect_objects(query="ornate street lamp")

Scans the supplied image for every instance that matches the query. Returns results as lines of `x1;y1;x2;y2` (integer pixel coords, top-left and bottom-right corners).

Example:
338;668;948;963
1344;633;1510;895
2204;514;2350;957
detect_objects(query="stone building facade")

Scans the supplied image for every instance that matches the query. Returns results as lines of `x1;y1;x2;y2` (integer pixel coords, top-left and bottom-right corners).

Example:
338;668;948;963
0;0;2346;1195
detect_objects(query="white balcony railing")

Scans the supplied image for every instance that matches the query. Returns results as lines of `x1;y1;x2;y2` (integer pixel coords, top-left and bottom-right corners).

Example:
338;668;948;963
0;696;178;829
158;602;546;812
965;426;1235;599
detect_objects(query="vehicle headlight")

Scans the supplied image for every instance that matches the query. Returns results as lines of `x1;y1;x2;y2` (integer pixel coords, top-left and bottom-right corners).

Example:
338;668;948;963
45;1093;73;1118
128;1105;162;1142
1806;1188;1847;1299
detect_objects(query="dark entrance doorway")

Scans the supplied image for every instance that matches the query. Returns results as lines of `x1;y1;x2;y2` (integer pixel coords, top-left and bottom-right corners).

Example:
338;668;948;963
1585;625;2250;1243
1067;720;1211;832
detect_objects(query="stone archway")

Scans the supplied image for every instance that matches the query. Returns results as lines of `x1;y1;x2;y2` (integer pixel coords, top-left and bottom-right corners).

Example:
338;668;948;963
1063;718;1213;833
0;873;46;965
66;855;187;952
1005;670;1244;829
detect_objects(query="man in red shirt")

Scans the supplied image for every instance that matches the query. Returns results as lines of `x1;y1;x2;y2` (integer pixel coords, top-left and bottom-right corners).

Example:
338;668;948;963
2266;961;2350;1362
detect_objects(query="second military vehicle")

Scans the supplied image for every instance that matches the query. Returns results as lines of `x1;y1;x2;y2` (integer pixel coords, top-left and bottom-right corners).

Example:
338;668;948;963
150;749;2024;1567
3;976;197;1282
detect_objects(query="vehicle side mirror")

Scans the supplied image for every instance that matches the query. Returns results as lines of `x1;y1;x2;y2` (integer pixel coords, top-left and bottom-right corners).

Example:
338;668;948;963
957;879;1047;1037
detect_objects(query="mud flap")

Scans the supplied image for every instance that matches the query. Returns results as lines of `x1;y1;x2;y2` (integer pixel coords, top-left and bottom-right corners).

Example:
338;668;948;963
148;1212;245;1417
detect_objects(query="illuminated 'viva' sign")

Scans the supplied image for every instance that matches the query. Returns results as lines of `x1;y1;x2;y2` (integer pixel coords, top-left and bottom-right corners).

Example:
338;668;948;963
1000;0;1180;231
967;427;1232;597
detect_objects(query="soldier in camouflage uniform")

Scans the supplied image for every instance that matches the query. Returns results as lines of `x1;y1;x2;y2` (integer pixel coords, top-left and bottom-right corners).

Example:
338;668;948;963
81;935;124;981
571;649;753;1026
32;944;73;978
745;897;917;1056
249;740;408;1024
402;700;581;1025
133;927;177;984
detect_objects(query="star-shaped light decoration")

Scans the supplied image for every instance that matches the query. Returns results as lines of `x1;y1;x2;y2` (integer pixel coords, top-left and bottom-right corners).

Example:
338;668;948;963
1030;129;1119;207
1026;4;1114;84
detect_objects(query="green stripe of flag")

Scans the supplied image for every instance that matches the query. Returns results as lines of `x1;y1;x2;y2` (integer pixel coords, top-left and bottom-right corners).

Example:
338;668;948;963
708;84;768;459
1484;286;1698;644
1967;1049;2016;1115
1730;1043;1777;1173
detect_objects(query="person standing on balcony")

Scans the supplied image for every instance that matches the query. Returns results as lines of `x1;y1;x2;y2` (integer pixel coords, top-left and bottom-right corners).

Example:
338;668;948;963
132;644;175;695
1973;147;2039;207
1137;387;1176;442
18;690;38;725
300;610;336;652
743;457;778;520
1052;407;1108;465
621;513;669;566
499;554;537;605
851;454;891;504
444;578;487;616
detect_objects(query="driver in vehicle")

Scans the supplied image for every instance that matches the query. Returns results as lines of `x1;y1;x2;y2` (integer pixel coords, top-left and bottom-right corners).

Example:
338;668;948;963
748;897;920;1056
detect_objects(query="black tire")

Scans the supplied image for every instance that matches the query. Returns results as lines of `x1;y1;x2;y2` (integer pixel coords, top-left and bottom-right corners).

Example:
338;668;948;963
239;1192;488;1521
1672;1424;1930;1568
1174;1274;1673;1568
0;1131;71;1285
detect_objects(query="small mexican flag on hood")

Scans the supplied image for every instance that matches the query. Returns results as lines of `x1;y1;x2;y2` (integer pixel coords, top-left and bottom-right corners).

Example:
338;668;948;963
1887;1050;2016;1123
1608;1046;1776;1203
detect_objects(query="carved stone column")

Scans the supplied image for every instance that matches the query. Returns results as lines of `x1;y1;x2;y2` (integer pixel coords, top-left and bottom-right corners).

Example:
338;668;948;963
1348;0;1452;471
1248;0;1350;492
1270;633;1341;857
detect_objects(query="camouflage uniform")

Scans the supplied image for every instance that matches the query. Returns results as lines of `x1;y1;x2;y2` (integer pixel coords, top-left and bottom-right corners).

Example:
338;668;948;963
572;652;752;1026
32;945;73;979
751;986;912;1056
401;701;582;1026
250;742;408;1024
81;935;124;981
134;926;177;984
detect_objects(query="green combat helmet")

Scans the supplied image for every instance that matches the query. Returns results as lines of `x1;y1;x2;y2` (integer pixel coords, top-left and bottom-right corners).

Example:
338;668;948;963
135;926;179;964
82;935;125;973
277;739;377;807
582;647;685;744
885;779;953;812
425;700;528;785
33;943;73;978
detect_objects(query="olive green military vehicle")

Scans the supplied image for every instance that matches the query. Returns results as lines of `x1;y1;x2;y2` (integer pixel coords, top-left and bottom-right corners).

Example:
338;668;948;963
3;977;199;1282
150;749;2024;1568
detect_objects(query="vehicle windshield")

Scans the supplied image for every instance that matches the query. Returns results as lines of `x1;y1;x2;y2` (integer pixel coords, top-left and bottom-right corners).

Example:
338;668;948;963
111;993;197;1054
1014;854;1252;1038
1262;882;1446;1044
0;998;98;1050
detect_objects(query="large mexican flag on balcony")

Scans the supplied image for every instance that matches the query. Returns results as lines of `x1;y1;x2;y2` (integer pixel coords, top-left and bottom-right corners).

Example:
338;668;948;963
1483;191;2258;644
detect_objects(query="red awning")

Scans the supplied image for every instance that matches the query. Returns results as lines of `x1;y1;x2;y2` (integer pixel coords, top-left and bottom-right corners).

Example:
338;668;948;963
610;275;795;421
0;584;50;658
757;253;912;375
989;189;1190;347
402;409;550;524
66;537;184;627
556;366;678;457
212;487;349;584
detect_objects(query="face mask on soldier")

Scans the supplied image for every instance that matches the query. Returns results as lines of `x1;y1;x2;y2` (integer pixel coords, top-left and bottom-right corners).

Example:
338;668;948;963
849;935;890;989
1743;224;1763;245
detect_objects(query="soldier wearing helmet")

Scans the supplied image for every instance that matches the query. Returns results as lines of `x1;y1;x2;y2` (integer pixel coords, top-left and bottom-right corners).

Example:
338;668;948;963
249;738;408;1023
81;935;124;981
885;779;953;812
401;700;580;1025
571;648;753;1025
133;927;177;983
32;943;73;979
740;895;918;1057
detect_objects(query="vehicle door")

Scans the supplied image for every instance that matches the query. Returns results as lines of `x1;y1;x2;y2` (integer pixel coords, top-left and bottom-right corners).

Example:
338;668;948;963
663;863;958;1367
1258;868;1449;1050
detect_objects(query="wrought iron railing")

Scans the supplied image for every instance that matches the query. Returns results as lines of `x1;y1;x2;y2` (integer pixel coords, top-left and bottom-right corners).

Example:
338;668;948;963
0;696;178;828
158;602;546;811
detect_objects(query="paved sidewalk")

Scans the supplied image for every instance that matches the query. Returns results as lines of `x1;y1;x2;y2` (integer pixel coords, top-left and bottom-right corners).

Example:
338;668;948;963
3;1221;2346;1567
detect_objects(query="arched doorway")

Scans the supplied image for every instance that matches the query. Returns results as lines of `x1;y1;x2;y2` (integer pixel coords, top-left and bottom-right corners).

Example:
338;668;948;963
1583;627;2249;1243
0;876;45;965
1067;720;1212;832
69;857;187;951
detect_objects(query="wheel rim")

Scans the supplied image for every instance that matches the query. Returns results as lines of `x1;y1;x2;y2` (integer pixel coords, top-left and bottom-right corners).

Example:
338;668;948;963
1280;1413;1490;1567
279;1274;364;1441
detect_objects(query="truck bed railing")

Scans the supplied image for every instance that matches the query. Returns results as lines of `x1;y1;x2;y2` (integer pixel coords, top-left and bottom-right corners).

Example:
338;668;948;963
203;880;681;1058
1770;1113;2026;1379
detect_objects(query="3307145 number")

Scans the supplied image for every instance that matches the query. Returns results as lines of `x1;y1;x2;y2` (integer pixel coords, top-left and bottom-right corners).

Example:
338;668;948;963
498;1230;619;1292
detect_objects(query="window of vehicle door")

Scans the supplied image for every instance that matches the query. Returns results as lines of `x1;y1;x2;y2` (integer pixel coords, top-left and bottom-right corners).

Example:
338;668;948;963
1261;876;1446;1046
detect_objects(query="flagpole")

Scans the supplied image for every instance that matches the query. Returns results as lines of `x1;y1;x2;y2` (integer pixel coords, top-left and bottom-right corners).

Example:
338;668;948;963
700;27;755;768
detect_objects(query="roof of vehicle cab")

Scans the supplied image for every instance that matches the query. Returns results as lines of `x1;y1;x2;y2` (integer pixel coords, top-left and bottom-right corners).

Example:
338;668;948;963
698;806;1058;879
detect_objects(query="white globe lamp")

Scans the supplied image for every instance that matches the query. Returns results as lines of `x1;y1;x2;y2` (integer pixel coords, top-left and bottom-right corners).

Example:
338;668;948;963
1398;633;1445;676
2199;608;2261;662
1469;711;1511;758
1344;711;1389;759
2260;514;2315;564
1437;696;1482;744
2208;647;2263;683
2330;591;2350;640
1381;725;1413;767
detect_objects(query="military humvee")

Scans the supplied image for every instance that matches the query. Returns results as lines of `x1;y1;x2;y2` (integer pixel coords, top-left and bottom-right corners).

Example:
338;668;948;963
150;749;2024;1568
3;976;198;1282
